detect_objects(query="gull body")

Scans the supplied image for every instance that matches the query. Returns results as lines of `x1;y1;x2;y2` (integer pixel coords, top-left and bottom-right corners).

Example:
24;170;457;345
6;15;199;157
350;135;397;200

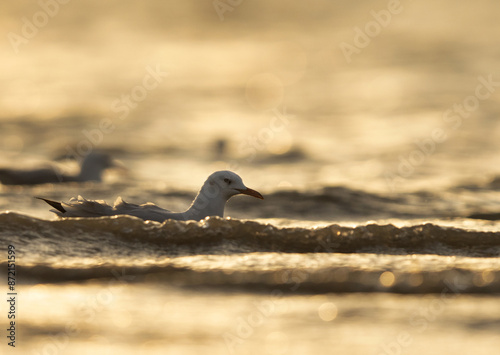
0;152;116;185
37;171;263;222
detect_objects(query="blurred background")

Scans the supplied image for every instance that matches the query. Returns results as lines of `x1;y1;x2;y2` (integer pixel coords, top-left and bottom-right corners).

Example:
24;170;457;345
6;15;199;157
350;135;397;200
1;0;499;197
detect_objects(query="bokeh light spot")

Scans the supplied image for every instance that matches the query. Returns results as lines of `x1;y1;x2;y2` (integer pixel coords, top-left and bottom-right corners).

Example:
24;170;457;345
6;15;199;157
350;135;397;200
379;271;395;287
407;272;424;287
318;302;338;322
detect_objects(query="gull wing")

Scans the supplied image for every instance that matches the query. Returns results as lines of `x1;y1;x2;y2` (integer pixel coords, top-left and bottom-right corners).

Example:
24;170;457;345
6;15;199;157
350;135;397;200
60;196;115;217
112;197;174;222
38;196;177;222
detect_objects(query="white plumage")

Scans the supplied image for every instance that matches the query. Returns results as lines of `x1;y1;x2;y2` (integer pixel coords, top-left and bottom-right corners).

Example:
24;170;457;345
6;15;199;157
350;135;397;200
38;170;263;222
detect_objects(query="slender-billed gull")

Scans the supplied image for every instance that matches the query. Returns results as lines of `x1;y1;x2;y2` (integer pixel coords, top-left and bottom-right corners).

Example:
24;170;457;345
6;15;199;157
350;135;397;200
0;152;118;185
37;170;263;222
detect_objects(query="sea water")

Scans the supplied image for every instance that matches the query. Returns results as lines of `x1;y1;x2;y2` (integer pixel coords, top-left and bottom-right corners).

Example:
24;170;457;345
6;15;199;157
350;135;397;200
1;1;500;354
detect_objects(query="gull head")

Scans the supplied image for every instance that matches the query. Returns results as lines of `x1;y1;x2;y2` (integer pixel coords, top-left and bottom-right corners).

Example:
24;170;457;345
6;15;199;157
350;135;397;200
205;170;264;201
78;152;125;181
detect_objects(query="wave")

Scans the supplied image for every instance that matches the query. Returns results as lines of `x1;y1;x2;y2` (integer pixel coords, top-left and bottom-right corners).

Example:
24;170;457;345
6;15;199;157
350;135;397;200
2;212;500;256
2;213;500;293
7;260;500;294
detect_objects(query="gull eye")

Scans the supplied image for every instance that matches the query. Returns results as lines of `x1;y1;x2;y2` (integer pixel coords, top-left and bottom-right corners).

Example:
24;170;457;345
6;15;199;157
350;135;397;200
224;178;231;184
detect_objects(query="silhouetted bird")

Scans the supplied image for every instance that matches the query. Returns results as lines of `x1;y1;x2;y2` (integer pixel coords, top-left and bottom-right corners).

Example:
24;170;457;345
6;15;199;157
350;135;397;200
0;152;117;185
37;170;263;221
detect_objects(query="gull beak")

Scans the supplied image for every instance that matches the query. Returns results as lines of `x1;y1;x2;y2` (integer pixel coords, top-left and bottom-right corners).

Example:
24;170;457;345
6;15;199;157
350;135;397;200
237;187;264;200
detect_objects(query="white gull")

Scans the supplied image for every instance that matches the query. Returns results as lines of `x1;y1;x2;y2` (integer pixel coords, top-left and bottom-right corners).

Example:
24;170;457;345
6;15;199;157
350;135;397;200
37;170;263;222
